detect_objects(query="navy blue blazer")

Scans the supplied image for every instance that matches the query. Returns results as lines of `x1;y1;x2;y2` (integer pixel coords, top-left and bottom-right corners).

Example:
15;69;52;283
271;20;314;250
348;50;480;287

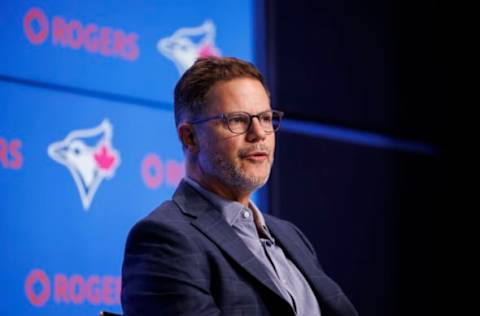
121;180;358;316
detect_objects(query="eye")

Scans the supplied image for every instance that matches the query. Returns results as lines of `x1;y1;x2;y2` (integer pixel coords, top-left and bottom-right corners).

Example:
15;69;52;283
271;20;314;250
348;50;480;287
228;115;249;125
260;113;273;123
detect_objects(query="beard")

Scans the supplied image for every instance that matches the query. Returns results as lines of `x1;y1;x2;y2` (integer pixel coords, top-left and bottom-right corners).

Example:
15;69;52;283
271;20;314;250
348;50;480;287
199;144;273;193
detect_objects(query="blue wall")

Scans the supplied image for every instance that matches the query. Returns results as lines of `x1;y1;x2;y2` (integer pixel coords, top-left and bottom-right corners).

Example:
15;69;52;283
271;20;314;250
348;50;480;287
0;1;254;315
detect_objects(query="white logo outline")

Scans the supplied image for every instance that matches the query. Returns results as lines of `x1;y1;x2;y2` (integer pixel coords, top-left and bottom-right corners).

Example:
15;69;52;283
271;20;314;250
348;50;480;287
47;119;121;211
157;19;221;74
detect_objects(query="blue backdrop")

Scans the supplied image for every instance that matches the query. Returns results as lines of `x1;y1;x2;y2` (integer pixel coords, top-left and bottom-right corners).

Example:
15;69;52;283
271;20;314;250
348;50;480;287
0;1;254;315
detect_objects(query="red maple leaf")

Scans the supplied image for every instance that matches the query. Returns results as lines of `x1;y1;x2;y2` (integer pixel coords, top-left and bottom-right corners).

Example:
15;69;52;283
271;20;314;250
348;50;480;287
94;145;116;170
198;43;219;58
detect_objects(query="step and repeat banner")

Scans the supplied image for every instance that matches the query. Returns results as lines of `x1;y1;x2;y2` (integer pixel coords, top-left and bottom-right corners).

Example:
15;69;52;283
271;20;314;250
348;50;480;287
0;1;254;315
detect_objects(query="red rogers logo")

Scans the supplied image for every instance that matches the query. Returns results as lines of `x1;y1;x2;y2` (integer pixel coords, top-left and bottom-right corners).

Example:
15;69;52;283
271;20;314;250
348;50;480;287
23;7;139;61
25;269;121;307
141;153;185;189
0;137;23;170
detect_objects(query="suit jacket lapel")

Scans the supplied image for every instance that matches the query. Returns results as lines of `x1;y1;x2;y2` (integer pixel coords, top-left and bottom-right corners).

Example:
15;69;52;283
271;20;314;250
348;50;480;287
265;217;335;303
265;217;359;315
172;181;288;303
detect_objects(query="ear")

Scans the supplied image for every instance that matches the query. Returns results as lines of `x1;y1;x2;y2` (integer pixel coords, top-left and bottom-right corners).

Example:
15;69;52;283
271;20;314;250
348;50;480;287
178;123;198;153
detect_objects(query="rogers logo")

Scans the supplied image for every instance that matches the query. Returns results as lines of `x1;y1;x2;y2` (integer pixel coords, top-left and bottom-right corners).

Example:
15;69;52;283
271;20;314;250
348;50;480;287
141;153;185;189
25;269;50;307
23;7;139;61
25;268;121;307
0;136;23;170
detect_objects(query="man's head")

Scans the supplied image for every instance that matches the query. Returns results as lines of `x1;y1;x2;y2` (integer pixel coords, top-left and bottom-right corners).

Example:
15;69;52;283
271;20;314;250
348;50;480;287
174;57;268;127
174;57;281;204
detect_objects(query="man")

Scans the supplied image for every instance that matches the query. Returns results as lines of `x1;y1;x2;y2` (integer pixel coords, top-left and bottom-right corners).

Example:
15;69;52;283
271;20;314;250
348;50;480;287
121;57;358;316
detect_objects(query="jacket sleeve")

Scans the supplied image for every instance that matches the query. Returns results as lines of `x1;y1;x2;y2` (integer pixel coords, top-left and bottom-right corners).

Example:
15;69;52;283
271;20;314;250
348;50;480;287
121;218;221;316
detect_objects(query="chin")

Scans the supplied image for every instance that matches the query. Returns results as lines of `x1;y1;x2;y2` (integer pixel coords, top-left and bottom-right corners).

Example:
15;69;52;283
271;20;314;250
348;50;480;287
245;170;271;186
243;167;269;179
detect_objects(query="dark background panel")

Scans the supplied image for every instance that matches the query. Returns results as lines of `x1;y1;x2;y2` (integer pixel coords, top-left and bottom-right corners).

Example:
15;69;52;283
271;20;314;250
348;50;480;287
266;0;443;145
270;131;442;316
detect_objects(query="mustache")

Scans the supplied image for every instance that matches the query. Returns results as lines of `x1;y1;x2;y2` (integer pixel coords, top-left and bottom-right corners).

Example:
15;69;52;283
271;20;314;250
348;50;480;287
238;144;271;158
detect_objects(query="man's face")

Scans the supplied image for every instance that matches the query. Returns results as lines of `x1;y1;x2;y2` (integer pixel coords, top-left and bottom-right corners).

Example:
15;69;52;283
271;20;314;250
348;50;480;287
195;78;275;194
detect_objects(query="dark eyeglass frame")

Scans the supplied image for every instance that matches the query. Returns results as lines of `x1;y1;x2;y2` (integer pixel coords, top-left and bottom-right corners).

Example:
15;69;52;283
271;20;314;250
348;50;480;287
188;110;284;135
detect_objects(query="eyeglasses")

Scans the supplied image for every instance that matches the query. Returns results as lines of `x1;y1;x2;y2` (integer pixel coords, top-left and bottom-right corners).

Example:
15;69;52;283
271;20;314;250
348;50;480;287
188;110;284;135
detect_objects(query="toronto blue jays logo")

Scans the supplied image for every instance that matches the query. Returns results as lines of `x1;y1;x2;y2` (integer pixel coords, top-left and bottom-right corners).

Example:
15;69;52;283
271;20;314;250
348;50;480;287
157;20;221;74
47;119;121;211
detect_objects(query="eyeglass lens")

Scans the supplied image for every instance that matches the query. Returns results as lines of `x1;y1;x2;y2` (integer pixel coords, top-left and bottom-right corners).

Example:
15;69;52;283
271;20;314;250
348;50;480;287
226;111;282;134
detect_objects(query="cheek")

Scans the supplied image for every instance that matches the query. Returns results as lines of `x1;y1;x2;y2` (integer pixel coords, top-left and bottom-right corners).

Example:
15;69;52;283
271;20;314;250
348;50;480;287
204;138;240;161
225;143;242;162
268;136;276;158
219;137;242;154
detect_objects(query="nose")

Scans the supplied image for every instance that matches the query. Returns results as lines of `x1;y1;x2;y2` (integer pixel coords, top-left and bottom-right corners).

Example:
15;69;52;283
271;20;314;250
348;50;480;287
246;117;267;142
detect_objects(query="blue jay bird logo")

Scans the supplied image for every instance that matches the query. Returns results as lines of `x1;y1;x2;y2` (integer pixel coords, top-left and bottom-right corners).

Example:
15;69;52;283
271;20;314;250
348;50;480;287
157;20;221;75
47;119;121;210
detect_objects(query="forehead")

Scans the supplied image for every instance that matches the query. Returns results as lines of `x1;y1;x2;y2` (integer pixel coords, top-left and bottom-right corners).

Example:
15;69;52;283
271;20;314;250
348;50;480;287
204;78;271;114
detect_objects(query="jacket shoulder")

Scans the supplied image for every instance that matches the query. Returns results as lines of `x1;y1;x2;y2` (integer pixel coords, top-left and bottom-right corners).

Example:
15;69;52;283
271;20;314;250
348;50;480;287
124;200;196;247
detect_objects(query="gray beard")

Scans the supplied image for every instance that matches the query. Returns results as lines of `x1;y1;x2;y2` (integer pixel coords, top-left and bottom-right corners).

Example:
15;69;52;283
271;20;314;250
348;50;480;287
200;150;272;193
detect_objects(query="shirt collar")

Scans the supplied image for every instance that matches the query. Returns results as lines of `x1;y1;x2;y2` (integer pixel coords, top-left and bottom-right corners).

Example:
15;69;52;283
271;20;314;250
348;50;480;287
184;176;268;230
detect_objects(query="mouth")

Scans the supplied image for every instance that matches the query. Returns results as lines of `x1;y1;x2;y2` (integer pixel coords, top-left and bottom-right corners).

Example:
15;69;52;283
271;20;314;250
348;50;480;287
242;151;269;162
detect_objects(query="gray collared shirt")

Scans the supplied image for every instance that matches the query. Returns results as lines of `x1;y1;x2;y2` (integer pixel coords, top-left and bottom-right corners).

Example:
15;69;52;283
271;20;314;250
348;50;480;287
184;177;321;316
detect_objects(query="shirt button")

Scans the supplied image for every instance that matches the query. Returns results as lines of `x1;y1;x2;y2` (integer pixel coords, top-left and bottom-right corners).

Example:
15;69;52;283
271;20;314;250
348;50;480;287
242;210;250;219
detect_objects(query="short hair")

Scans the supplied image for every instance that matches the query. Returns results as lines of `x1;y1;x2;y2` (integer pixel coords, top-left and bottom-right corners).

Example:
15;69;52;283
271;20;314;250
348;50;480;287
174;56;268;127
